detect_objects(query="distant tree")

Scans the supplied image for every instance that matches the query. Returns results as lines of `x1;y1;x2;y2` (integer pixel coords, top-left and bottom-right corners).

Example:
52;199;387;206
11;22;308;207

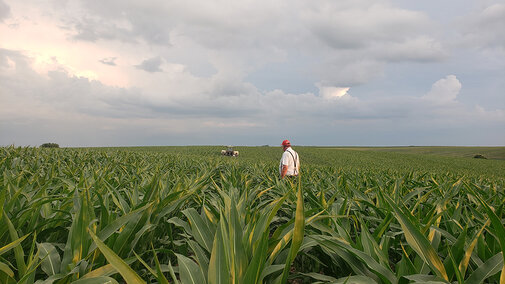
40;143;60;148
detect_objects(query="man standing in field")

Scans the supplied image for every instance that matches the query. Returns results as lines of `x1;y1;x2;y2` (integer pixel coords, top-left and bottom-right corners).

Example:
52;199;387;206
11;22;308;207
280;139;300;179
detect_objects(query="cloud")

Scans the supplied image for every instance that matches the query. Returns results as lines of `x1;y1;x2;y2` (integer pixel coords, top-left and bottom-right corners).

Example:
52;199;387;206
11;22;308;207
66;14;138;43
305;3;431;49
48;0;446;87
317;84;350;100
460;3;505;50
2;48;504;146
1;48;500;123
134;56;164;73
99;57;117;66
0;0;10;22
423;75;461;103
377;36;446;62
1;2;504;146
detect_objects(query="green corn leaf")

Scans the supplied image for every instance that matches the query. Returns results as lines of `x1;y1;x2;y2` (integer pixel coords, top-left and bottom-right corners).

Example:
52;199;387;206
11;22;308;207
0;189;5;221
372;213;393;241
88;203;150;254
37;243;61;276
168;216;192;234
88;229;145;284
458;221;488;279
2;210;27;277
208;215;230;284
0;261;14;278
277;179;305;284
467;187;505;284
167;260;180;284
228;196;247;283
304;273;379;284
447;243;463;284
30;273;65;284
110;208;147;257
133;251;156;276
70;276;119;284
81;264;117;279
359;221;389;266
332;275;379;284
82;257;136;279
15;249;43;284
386;199;448;281
466;252;503;284
176;253;207;284
442;226;466;280
260;264;284;280
152;245;169;284
249;194;288;246
61;189;92;273
0;233;29;256
348;246;396;283
183;208;214;253
243;233;268;284
398;274;449;284
187;240;209;281
301;272;338;282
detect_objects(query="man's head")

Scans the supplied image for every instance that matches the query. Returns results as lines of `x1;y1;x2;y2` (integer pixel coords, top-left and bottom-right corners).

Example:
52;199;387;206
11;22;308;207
282;139;291;150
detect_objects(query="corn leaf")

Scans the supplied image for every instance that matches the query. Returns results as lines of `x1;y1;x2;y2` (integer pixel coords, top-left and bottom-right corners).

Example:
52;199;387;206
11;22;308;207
88;229;145;284
176;253;206;284
37;243;61;276
0;233;29;256
71;276;119;284
387;198;448;281
208;215;230;284
466;252;503;284
2;210;27;276
277;180;305;284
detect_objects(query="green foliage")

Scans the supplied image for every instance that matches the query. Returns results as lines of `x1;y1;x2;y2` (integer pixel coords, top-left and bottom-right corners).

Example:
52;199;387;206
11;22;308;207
0;146;504;283
40;143;60;148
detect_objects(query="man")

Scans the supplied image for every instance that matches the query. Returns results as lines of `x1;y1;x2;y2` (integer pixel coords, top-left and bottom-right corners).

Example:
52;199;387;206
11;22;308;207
279;139;300;179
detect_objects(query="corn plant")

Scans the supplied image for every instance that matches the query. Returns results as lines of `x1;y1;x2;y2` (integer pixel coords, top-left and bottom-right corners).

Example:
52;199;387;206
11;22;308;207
0;146;504;283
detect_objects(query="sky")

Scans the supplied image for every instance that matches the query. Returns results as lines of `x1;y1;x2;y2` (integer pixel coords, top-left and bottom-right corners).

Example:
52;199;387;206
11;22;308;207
0;0;504;147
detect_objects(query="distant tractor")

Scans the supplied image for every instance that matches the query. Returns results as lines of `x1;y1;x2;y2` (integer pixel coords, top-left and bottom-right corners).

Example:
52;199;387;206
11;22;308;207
221;146;239;157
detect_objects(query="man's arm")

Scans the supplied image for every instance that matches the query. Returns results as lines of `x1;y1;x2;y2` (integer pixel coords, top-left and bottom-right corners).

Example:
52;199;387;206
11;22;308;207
281;165;288;179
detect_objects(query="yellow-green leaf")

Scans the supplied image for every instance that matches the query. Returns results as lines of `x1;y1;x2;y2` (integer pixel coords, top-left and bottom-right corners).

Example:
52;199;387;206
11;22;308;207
88;229;145;284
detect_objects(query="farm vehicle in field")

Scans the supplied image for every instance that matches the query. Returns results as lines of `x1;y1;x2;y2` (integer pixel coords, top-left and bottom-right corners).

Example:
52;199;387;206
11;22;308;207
221;146;239;157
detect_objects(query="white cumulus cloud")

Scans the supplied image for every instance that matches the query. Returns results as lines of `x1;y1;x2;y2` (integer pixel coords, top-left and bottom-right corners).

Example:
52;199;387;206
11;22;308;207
423;75;462;103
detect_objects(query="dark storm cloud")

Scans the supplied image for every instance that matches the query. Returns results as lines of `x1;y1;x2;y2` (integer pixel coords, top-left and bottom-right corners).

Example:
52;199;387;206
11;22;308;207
99;57;117;66
134;56;164;72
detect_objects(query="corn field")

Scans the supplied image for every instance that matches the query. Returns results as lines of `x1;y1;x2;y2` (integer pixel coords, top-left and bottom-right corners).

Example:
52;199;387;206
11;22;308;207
1;146;504;283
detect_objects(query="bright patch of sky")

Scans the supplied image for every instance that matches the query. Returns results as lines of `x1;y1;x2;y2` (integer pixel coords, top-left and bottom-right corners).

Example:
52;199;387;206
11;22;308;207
0;0;504;146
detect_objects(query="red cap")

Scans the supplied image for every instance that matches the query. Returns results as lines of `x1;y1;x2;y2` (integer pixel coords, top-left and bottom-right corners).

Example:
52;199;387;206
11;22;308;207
282;139;291;146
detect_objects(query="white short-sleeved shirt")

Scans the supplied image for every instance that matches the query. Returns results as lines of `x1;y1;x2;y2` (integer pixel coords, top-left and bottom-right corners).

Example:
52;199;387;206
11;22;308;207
279;147;300;176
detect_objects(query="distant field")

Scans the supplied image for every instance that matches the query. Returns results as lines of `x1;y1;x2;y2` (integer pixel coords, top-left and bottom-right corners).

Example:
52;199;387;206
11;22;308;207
318;146;505;160
111;145;505;179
